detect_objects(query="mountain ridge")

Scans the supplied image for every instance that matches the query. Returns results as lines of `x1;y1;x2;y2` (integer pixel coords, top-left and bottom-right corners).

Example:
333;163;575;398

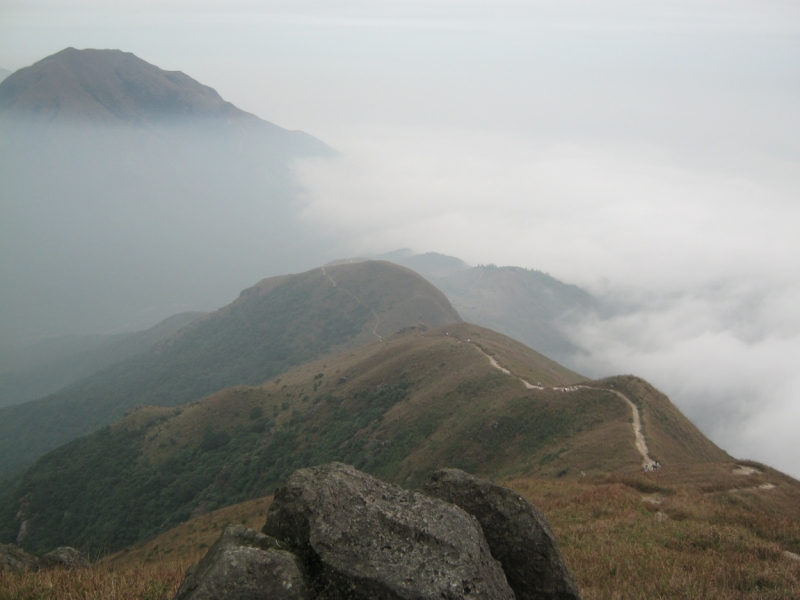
332;252;598;365
0;261;461;477
0;322;732;558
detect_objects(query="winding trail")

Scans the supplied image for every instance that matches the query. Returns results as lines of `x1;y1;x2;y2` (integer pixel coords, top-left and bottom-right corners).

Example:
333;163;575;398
598;387;654;468
321;267;382;341
473;346;544;390
473;343;655;468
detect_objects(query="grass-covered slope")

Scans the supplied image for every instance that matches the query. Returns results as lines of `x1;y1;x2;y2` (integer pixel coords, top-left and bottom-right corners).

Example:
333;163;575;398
1;323;733;558
0;261;461;477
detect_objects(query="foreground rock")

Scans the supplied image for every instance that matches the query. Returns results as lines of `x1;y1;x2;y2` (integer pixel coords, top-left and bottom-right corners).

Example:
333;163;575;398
174;525;310;600
40;546;89;569
263;462;515;600
0;543;39;573
425;468;581;600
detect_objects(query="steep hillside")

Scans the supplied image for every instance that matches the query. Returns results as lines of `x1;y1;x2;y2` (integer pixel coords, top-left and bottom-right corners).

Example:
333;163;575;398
0;48;335;345
0;323;734;558
0;312;204;409
0;261;460;477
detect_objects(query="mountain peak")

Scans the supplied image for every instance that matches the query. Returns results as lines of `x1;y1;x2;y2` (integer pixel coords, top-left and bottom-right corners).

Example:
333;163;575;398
0;47;251;124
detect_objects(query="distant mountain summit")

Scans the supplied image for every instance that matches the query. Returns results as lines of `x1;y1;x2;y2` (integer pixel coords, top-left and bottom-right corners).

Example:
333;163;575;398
0;48;247;124
0;48;336;345
0;47;330;152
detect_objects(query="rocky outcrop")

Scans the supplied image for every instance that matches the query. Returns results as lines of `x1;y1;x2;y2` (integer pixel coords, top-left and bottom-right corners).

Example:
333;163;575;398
0;543;39;573
174;463;581;600
425;468;581;600
40;546;89;569
263;462;514;600
174;525;310;600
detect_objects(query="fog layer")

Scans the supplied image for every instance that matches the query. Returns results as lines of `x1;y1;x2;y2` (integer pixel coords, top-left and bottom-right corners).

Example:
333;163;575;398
294;128;800;477
0;48;336;343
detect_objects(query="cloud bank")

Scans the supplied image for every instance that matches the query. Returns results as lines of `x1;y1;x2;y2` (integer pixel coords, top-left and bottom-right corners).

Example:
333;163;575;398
294;127;800;477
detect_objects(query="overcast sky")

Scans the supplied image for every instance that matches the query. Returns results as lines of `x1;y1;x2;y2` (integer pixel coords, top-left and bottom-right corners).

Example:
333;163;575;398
2;0;800;476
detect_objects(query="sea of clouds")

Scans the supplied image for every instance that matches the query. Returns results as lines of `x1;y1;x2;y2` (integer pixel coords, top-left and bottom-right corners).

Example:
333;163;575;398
294;127;800;477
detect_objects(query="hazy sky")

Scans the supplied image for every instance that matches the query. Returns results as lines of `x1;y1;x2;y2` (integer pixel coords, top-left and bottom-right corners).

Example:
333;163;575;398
2;1;800;476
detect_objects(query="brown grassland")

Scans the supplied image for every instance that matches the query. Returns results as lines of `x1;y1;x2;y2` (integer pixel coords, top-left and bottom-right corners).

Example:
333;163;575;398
3;462;799;600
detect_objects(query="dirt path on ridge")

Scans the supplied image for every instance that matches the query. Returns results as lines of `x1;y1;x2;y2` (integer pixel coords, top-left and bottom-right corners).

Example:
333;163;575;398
472;345;544;390
597;387;654;468
321;267;382;341
473;343;655;468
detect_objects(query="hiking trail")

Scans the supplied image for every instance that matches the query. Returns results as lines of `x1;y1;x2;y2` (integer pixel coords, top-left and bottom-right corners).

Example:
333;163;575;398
473;343;655;468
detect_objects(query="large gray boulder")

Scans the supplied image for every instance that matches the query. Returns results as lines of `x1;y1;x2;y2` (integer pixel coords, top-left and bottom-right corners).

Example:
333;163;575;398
263;462;515;600
40;546;88;569
0;543;39;573
173;525;310;600
425;469;581;600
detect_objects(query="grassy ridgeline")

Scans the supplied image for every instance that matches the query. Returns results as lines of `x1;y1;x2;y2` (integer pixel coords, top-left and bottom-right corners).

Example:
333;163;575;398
1;324;734;559
0;381;409;556
0;261;461;478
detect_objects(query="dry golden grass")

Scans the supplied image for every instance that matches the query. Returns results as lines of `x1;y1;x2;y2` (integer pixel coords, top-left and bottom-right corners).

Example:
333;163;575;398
0;558;192;600
0;498;272;600
5;466;798;600
508;470;800;600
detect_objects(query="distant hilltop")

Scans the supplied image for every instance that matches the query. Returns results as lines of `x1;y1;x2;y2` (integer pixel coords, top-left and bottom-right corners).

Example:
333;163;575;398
0;47;253;125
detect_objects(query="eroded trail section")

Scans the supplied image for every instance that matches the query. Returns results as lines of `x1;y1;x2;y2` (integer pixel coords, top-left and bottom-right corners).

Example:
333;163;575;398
321;267;382;341
599;388;654;468
474;343;654;468
473;345;543;390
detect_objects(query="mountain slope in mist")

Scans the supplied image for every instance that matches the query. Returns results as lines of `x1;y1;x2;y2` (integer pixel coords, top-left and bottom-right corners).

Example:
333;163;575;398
369;251;597;365
436;264;597;365
0;312;204;409
0;322;731;557
0;68;10;84
0;261;460;477
0;48;335;344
